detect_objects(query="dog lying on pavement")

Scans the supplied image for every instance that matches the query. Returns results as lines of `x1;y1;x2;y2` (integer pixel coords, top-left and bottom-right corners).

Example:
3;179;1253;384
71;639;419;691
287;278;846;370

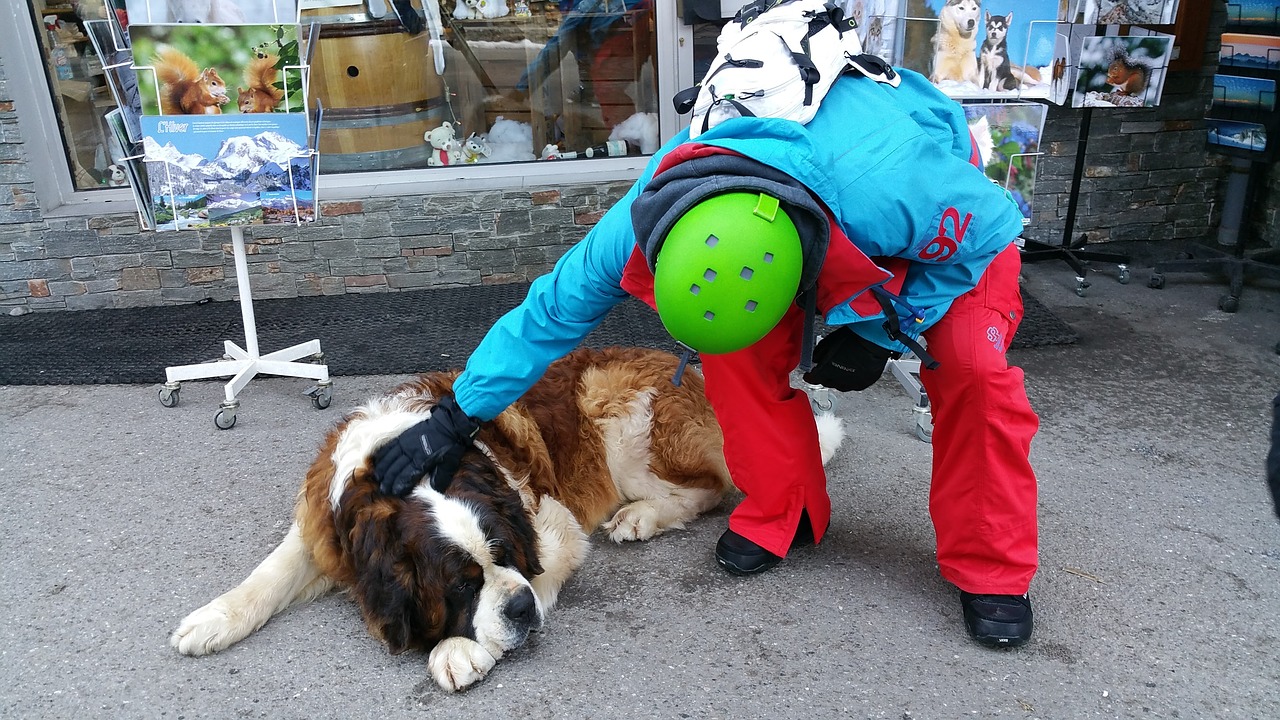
170;346;845;691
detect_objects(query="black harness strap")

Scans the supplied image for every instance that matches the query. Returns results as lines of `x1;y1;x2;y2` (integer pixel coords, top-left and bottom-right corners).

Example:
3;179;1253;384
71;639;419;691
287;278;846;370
871;286;939;369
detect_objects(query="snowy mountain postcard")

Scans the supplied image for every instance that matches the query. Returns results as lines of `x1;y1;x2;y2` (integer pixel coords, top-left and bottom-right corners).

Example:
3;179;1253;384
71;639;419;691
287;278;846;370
142;113;314;231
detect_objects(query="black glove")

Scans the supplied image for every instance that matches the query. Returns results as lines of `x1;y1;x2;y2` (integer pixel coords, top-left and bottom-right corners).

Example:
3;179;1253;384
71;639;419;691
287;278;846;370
373;394;480;496
801;326;895;392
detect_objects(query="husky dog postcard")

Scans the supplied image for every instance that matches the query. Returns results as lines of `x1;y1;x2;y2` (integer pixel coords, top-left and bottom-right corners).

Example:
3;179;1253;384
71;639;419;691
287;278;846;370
893;0;1060;100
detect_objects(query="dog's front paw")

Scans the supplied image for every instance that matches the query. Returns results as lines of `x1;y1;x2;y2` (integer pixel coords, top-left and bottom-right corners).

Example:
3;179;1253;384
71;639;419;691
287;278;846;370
603;501;666;542
428;637;496;692
170;599;244;656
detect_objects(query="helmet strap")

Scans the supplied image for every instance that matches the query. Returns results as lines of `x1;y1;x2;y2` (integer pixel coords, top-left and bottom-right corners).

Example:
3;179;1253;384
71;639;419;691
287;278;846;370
671;341;699;387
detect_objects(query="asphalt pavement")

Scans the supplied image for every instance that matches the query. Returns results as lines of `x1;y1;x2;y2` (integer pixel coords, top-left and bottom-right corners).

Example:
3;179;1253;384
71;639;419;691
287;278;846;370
2;254;1278;719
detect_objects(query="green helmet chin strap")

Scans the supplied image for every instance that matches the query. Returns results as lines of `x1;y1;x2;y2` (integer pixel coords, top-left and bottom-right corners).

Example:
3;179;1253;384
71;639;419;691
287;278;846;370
652;191;804;357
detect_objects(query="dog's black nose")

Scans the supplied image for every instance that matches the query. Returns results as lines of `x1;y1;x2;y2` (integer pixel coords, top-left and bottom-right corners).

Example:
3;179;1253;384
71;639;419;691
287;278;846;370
504;588;538;627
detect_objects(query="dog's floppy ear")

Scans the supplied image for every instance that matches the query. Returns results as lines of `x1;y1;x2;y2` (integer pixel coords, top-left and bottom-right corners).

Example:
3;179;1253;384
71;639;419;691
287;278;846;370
340;495;449;655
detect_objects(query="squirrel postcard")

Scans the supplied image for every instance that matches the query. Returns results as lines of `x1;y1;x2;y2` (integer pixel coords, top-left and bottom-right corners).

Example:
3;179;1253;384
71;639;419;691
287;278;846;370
130;24;302;116
1073;34;1172;108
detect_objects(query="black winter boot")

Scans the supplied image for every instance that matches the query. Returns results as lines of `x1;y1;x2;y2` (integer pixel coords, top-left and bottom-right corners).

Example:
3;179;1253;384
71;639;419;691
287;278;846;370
960;591;1033;648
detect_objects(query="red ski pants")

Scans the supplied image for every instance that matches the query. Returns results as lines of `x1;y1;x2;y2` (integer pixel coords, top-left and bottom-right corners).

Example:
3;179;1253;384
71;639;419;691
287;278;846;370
699;245;1039;594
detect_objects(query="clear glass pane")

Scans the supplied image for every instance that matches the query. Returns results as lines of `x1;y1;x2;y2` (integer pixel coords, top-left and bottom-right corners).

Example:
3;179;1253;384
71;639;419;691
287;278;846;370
303;0;658;173
28;0;120;191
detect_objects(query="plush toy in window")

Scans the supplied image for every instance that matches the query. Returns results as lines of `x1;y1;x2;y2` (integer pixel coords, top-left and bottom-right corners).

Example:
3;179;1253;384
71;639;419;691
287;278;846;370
453;0;510;20
461;133;492;163
104;164;128;187
424;122;463;166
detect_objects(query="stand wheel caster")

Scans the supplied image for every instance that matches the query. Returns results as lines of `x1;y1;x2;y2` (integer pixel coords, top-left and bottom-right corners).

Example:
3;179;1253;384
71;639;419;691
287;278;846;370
159;383;181;408
306;381;333;410
1117;265;1130;284
1218;295;1240;313
805;384;835;414
1074;276;1091;297
916;425;933;443
214;402;238;430
1147;273;1165;290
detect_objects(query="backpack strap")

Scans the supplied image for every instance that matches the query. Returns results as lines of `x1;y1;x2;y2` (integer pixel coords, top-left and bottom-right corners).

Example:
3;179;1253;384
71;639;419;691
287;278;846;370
845;53;902;87
870;286;938;369
672;54;764;115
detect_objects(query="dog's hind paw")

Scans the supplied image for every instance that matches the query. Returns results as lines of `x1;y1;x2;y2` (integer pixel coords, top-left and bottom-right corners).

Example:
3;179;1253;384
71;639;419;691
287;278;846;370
170;600;248;656
428;637;496;692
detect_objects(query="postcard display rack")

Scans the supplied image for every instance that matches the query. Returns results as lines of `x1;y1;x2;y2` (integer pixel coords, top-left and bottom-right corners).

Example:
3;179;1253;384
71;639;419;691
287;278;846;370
97;1;330;429
859;3;1176;302
1148;2;1280;312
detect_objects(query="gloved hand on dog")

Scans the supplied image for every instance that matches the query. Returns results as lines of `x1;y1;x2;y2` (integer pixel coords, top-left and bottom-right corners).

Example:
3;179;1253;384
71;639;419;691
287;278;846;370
801;325;896;392
373;394;481;496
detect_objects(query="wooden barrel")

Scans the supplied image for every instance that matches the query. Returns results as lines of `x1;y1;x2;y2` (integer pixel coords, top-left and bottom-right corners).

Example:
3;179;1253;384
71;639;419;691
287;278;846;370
303;4;446;172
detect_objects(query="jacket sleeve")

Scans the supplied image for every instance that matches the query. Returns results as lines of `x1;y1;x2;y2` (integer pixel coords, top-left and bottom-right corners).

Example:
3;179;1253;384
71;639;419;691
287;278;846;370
451;183;641;419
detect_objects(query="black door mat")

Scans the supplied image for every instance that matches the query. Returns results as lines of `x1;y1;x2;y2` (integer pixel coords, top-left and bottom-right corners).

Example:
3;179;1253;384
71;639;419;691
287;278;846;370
0;284;1075;386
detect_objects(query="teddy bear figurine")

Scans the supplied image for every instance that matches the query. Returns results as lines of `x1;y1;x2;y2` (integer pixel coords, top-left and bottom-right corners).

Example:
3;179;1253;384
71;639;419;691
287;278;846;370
461;133;492;164
424;122;463;166
453;0;509;19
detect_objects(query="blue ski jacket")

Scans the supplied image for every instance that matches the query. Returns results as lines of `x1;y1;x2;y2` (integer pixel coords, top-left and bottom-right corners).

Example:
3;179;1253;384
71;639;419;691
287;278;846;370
453;68;1025;420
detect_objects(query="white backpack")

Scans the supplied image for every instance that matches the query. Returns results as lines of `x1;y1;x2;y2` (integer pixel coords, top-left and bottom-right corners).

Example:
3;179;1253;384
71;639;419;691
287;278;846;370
673;0;899;138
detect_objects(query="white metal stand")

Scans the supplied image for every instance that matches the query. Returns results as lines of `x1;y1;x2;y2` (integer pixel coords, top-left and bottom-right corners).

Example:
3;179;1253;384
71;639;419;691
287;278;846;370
159;226;332;429
800;353;932;444
887;353;931;443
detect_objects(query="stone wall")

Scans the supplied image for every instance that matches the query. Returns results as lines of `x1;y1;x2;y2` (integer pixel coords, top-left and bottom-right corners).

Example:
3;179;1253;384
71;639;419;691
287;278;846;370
1;185;628;311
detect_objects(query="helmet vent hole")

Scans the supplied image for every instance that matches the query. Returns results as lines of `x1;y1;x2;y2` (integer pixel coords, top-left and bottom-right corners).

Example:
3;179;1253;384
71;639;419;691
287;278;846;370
763;252;775;263
703;310;715;321
689;283;701;295
703;269;717;282
744;300;758;312
740;267;754;280
705;234;720;248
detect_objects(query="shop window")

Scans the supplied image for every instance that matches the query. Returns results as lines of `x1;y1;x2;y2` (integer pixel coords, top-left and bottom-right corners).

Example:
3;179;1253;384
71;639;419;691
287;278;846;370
27;0;122;191
302;0;659;172
23;0;660;191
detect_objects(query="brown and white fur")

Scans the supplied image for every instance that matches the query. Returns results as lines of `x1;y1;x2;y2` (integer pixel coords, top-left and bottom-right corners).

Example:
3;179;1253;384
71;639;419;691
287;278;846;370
930;0;982;85
170;347;845;692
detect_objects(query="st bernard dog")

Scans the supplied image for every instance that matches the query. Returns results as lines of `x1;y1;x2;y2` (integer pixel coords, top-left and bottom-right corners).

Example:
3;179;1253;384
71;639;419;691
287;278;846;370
170;346;844;691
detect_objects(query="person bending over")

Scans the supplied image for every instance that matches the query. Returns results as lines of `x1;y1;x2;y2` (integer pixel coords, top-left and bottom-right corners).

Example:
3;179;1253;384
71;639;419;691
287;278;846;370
372;67;1040;648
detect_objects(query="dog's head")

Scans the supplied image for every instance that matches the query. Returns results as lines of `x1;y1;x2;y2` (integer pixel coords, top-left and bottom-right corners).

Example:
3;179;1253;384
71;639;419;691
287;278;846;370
941;0;981;36
333;445;546;660
984;11;1010;43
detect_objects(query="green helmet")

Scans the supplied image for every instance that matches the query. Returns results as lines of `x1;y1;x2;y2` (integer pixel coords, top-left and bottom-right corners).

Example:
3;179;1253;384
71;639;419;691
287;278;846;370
653;192;803;355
